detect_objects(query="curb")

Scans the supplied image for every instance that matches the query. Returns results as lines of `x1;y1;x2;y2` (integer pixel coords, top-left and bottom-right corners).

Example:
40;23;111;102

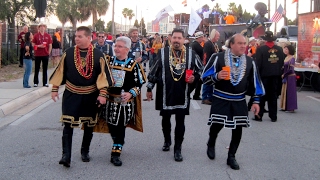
0;86;52;118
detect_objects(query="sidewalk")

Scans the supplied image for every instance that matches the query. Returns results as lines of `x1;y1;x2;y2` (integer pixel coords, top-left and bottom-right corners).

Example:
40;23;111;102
0;68;55;118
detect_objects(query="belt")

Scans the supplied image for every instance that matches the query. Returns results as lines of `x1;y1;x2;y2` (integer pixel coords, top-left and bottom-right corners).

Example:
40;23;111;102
213;89;245;101
106;92;134;103
66;80;97;94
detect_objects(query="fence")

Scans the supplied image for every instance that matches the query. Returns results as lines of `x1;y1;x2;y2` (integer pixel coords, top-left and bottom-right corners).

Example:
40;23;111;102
0;24;75;67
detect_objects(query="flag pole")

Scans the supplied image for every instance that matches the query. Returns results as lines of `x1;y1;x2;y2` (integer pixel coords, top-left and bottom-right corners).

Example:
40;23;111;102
274;0;278;35
268;0;270;31
296;0;299;25
284;0;287;26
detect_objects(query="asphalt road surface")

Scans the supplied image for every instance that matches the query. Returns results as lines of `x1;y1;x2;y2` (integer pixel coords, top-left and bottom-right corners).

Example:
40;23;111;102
0;88;319;180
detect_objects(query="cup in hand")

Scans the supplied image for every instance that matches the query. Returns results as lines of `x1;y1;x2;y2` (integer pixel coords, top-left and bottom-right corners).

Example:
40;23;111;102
222;66;230;80
34;45;38;50
43;42;47;47
185;69;193;83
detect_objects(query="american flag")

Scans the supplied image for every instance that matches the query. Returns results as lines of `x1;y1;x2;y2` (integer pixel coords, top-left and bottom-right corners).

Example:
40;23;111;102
271;4;286;23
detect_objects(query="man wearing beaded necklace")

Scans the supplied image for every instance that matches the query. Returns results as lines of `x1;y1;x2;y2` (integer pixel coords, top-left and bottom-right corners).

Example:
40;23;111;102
146;28;203;162
202;29;220;105
50;26;114;168
202;34;265;170
128;27;148;64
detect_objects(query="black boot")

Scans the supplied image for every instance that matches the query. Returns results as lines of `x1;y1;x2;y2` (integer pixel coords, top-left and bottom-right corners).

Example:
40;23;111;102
174;144;183;162
81;133;93;162
227;154;240;170
207;137;216;160
110;145;122;166
59;134;72;167
162;128;171;151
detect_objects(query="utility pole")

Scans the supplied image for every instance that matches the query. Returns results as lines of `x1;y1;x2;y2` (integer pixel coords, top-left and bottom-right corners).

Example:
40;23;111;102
112;0;115;35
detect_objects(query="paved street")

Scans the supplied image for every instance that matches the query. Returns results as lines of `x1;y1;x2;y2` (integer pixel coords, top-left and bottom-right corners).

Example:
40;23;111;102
0;87;320;180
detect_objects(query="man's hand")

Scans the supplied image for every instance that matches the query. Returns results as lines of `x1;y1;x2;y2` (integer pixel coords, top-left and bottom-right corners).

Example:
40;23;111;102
186;75;195;84
121;92;132;103
51;92;59;102
146;92;153;101
97;96;107;105
135;57;142;63
251;104;260;115
217;70;229;80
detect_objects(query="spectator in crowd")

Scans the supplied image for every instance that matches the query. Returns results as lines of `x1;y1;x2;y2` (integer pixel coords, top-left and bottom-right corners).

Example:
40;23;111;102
18;25;29;67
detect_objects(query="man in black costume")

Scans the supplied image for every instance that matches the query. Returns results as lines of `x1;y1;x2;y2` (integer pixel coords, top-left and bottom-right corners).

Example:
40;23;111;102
202;34;265;170
146;28;203;162
50;26;114;167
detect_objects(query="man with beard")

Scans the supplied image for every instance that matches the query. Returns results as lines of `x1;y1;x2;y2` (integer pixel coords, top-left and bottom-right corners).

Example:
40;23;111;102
50;26;114;167
202;29;220;105
94;31;113;58
146;28;203;162
202;34;264;170
127;27;148;63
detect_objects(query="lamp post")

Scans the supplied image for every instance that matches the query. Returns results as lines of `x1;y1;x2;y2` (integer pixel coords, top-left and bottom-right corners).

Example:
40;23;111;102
112;0;115;35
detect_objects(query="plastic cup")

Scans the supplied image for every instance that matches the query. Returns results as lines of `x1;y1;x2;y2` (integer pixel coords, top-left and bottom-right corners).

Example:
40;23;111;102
34;45;38;50
43;42;47;47
222;66;230;80
185;69;193;83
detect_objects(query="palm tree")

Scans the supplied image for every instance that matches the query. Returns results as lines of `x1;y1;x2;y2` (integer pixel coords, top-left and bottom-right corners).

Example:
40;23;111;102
78;0;110;27
122;8;129;32
127;9;135;27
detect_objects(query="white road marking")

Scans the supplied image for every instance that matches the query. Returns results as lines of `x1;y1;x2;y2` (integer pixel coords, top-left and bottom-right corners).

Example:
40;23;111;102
307;96;320;103
190;100;201;110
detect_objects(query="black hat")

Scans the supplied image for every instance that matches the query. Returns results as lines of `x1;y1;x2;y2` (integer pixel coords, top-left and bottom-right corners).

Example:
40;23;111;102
260;31;277;42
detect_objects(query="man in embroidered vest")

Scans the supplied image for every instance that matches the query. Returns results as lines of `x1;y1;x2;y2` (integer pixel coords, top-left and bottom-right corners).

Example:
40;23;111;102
94;31;113;59
202;29;220;105
253;31;284;122
128;27;148;63
49;26;114;168
202;34;265;170
146;28;203;162
94;36;146;166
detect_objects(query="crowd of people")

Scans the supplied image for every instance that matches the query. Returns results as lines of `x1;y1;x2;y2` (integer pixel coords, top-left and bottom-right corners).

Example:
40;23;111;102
17;22;298;170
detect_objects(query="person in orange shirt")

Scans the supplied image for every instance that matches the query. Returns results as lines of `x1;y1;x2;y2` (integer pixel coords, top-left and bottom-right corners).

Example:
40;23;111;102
54;28;61;42
224;13;235;24
152;36;163;60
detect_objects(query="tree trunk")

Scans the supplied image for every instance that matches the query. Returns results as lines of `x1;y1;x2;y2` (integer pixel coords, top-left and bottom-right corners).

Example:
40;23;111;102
72;18;77;31
92;11;97;29
125;18;127;32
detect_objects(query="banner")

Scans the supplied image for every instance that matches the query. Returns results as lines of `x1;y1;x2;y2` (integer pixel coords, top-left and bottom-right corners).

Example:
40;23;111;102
188;8;202;36
152;5;174;25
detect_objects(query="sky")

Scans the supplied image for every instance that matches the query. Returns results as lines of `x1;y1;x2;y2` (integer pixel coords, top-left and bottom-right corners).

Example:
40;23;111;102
51;0;312;29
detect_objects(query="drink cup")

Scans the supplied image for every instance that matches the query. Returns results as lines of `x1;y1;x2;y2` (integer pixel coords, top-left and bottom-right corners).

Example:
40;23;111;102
43;42;47;47
185;69;193;83
222;66;230;80
34;45;38;50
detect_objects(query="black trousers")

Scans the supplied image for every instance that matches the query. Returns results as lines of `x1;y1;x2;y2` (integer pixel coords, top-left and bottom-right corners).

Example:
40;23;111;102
189;78;202;98
62;122;93;148
19;47;25;66
209;123;242;156
108;112;127;145
162;112;185;145
34;56;49;85
258;76;280;120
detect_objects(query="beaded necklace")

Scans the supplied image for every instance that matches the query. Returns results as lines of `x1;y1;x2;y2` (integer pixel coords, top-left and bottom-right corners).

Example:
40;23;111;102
224;49;246;86
74;45;94;79
169;46;186;81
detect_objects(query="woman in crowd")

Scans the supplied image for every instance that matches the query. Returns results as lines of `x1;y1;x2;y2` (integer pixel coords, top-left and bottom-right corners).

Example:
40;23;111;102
280;45;297;112
22;32;33;88
151;36;163;60
51;35;61;67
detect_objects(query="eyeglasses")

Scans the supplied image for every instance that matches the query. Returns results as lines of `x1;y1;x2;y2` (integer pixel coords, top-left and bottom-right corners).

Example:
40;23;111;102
98;36;105;38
